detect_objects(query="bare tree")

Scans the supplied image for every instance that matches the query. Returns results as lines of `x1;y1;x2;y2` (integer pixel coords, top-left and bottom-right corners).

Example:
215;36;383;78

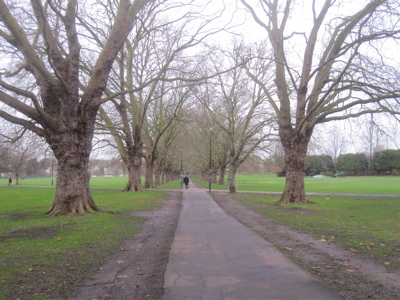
0;0;154;215
241;0;400;203
359;114;391;171
7;133;45;184
313;124;348;171
0;123;48;181
96;2;227;191
153;117;185;186
202;42;277;192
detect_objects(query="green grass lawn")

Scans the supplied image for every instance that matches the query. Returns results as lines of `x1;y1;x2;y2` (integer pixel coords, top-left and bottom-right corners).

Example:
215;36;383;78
156;179;182;189
228;192;400;270
5;174;400;195
3;176;183;190
195;173;400;194
0;187;169;300
3;176;130;189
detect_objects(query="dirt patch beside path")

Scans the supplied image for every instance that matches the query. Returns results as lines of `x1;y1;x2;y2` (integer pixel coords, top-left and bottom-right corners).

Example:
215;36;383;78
213;192;400;300
70;191;181;300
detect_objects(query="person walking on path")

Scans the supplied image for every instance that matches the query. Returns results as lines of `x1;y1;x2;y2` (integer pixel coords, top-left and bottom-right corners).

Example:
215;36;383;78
183;175;189;189
8;177;12;186
162;183;344;300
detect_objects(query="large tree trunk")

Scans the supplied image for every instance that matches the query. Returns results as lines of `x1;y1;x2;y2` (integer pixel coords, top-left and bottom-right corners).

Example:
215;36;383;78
278;129;312;204
154;163;162;186
144;154;155;188
279;166;309;204
218;167;225;185
46;130;99;216
165;168;172;183
122;143;144;191
122;135;145;192
144;163;154;188
123;163;144;191
227;160;239;193
160;171;165;185
47;158;97;216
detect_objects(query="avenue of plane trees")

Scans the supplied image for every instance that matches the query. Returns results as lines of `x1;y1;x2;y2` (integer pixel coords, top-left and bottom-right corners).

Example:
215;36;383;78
0;0;399;215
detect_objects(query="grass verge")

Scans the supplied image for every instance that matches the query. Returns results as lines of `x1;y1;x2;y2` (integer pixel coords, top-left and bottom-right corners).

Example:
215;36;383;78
194;174;400;194
0;187;169;300
229;193;400;270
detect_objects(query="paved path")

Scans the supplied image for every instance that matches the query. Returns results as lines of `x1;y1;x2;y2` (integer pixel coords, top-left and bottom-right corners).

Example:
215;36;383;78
162;183;344;300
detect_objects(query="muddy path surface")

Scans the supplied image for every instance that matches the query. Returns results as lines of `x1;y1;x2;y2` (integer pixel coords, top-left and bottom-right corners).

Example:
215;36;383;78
70;191;181;300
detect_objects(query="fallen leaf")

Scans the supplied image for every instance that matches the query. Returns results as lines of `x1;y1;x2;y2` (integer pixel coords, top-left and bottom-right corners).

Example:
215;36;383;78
27;268;33;272
384;262;390;265
346;269;355;272
116;260;124;264
116;275;129;278
119;248;126;251
283;247;293;251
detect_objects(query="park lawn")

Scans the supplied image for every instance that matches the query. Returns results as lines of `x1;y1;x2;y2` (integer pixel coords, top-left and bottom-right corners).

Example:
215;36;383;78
4;176;183;190
4;176;131;189
8;174;400;194
195;174;400;195
229;193;400;270
155;179;182;189
0;187;169;300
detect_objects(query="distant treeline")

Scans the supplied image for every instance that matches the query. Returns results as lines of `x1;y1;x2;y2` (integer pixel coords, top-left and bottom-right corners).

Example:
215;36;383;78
278;149;400;176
